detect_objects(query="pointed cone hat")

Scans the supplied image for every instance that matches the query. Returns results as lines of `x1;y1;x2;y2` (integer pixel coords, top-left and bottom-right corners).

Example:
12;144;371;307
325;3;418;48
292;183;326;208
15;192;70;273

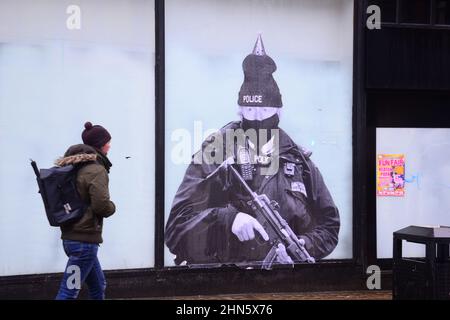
252;33;266;56
238;34;282;108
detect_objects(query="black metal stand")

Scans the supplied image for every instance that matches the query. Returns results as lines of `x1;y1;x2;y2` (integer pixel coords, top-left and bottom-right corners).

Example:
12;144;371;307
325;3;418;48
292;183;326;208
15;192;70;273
393;225;450;300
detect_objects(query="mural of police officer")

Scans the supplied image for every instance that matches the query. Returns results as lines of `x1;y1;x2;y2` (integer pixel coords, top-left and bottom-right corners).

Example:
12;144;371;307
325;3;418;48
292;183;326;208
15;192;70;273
165;35;340;267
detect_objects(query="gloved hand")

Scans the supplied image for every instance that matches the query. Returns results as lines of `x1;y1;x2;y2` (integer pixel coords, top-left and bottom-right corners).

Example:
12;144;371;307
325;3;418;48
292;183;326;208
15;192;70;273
275;243;294;264
231;212;269;242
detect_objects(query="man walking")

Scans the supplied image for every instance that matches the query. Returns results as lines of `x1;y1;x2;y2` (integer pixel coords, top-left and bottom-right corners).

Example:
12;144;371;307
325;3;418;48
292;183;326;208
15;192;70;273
55;122;115;299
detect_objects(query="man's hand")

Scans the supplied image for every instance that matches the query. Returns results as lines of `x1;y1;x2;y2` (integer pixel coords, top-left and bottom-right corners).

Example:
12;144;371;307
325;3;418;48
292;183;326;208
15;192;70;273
275;243;294;264
231;212;269;242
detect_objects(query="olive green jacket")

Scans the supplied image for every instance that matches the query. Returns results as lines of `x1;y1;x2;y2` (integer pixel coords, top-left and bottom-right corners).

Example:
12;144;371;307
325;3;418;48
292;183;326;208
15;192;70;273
55;144;116;243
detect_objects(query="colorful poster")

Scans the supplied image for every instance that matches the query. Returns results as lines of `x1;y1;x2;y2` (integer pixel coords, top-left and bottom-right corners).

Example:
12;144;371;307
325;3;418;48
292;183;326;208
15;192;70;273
377;154;405;197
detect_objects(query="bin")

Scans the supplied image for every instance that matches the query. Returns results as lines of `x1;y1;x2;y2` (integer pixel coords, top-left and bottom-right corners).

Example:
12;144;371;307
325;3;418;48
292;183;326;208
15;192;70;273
393;225;450;300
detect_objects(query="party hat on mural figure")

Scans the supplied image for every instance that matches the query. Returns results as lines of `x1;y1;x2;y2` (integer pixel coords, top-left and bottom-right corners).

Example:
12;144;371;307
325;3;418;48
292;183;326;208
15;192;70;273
238;34;283;108
252;33;266;56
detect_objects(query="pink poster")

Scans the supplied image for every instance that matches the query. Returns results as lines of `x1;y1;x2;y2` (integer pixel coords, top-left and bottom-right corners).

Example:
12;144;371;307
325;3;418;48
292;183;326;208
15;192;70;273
377;154;405;197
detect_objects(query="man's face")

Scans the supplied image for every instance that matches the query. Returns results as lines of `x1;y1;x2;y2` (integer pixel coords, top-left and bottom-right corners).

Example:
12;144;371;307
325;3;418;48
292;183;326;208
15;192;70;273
240;107;278;120
101;140;111;155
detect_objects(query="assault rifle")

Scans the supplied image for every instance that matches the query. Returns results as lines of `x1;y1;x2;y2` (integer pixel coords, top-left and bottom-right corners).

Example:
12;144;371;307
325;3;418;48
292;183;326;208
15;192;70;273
209;157;316;269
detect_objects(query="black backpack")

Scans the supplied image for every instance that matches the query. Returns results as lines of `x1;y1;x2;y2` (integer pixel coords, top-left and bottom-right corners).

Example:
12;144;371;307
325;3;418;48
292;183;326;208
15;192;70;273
31;159;88;227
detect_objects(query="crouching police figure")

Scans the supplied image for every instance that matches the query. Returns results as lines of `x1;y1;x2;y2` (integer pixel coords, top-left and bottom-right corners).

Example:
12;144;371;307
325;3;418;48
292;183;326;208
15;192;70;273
165;35;340;267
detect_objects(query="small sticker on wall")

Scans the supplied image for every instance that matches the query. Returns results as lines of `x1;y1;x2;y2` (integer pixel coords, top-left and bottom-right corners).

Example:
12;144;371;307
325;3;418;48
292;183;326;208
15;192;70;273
377;154;405;197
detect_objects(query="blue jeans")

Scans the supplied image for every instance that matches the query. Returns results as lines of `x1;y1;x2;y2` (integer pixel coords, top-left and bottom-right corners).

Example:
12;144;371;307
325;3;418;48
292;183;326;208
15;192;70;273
55;240;106;300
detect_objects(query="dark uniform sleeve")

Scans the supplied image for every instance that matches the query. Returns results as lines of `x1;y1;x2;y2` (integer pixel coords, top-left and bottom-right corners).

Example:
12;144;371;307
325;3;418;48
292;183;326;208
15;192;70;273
300;161;340;260
165;143;239;265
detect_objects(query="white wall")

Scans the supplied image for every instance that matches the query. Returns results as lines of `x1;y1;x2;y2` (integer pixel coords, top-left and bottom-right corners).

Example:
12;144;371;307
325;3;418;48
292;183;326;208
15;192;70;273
164;0;354;265
0;0;155;276
377;128;450;258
